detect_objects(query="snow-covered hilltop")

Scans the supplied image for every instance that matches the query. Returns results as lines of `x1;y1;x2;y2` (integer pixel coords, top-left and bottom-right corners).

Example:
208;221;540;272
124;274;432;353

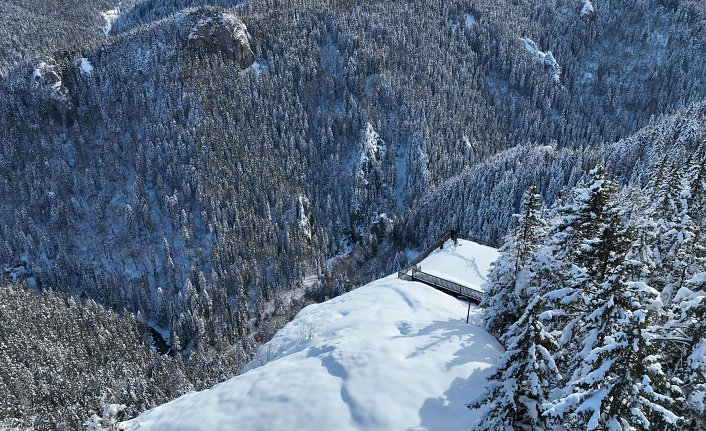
121;240;501;430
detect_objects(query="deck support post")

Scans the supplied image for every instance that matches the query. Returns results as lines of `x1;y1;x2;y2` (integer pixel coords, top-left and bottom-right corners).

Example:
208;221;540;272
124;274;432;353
466;300;471;324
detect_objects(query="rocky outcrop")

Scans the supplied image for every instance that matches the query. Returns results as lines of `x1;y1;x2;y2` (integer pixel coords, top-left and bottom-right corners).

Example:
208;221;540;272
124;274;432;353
188;9;254;69
350;124;396;237
520;37;561;83
31;57;76;124
580;0;597;21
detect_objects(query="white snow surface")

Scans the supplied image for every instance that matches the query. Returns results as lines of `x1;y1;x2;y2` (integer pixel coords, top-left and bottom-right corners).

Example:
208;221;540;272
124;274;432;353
420;240;498;292
581;0;595;17
80;58;94;76
121;239;503;431
250;60;268;76
101;9;119;35
464;13;476;29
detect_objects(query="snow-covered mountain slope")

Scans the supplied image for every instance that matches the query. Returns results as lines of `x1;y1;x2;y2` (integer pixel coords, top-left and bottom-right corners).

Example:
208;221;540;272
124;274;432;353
121;239;502;430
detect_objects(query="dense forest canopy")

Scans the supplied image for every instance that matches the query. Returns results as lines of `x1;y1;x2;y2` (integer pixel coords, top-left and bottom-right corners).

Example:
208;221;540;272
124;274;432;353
0;0;705;427
476;153;706;429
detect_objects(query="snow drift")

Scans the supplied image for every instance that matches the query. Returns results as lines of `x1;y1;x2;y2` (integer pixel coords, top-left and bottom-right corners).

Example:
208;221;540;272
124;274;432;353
121;239;502;430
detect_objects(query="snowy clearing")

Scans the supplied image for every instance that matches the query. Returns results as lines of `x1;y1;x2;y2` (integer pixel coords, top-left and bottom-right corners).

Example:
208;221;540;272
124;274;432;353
121;239;502;430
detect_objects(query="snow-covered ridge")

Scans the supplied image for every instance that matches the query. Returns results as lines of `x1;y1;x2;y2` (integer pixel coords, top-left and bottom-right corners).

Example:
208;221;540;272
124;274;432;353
121;239;502;430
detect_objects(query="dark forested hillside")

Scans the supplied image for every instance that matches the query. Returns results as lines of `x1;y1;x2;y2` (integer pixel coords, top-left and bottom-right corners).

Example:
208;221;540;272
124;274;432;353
0;0;122;74
1;0;705;426
0;282;191;430
402;102;706;247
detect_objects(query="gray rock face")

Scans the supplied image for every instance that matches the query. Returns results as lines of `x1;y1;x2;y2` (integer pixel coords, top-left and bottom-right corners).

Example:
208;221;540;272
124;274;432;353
31;58;76;124
188;9;254;69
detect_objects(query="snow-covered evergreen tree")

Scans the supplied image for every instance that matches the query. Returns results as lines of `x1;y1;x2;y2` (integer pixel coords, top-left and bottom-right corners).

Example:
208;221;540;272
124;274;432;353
482;186;546;339
546;249;681;430
623;187;659;283
536;166;626;365
546;280;681;429
671;273;706;430
522;165;682;429
472;156;706;429
470;294;561;431
648;158;696;304
685;144;706;268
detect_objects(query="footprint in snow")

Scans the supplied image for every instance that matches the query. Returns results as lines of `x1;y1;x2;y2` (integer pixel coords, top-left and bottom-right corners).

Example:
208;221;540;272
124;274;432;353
396;321;413;335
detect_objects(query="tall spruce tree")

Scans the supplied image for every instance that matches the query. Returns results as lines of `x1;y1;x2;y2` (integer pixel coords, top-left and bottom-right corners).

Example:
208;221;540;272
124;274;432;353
544;171;681;430
546;279;681;430
535;166;625;369
670;273;706;430
470;294;561;431
685;144;706;268
483;186;546;339
648;158;696;304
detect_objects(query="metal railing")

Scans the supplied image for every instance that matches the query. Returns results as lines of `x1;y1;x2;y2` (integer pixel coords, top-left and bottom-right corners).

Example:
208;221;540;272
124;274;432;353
398;266;484;303
396;230;486;304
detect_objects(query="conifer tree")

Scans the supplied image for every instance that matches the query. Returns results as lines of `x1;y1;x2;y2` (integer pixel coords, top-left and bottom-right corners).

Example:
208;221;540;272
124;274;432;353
546;284;681;428
685;144;706;267
546;242;681;430
670;273;706;429
525;165;682;429
483;186;546;339
470;294;561;431
536;166;625;364
648;158;696;303
624;187;659;282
